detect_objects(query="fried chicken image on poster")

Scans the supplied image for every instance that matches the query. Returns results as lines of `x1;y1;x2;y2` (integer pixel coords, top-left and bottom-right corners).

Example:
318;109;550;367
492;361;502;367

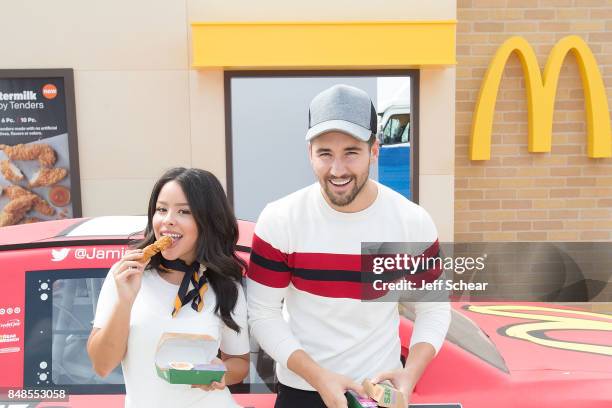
0;75;76;226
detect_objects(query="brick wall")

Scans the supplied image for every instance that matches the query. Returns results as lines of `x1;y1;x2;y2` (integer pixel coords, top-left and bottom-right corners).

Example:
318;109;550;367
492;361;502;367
455;0;612;243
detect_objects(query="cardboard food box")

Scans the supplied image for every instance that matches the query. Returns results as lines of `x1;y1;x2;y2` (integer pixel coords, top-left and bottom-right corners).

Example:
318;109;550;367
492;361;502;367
361;379;406;408
155;333;226;385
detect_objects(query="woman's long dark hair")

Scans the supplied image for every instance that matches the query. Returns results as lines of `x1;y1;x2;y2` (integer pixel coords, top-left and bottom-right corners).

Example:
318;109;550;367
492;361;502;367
134;167;246;332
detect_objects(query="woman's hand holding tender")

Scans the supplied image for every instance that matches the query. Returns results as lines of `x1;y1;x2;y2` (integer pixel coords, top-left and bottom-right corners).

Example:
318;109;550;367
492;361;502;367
112;250;148;305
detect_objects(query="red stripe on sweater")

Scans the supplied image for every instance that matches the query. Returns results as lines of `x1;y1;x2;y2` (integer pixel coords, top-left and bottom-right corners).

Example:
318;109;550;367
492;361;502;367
423;240;440;258
249;235;441;293
291;277;366;299
288;252;361;271
248;262;291;288
288;240;440;271
248;233;291;288
250;233;288;262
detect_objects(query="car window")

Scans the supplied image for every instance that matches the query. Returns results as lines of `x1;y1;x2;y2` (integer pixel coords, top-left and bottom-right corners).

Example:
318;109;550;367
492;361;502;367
52;277;124;385
382;113;410;145
400;122;410;144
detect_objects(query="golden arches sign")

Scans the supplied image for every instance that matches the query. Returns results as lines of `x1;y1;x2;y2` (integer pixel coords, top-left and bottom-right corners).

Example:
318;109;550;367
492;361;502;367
467;304;612;356
470;35;612;160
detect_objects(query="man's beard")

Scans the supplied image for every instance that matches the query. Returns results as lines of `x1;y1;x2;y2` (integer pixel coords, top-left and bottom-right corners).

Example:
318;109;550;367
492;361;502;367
322;170;369;207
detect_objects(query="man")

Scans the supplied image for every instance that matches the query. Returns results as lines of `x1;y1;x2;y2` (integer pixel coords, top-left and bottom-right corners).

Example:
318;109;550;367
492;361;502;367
247;84;451;408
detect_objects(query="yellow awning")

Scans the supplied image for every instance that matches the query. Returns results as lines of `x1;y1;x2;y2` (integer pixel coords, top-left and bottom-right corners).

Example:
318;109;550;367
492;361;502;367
191;21;456;69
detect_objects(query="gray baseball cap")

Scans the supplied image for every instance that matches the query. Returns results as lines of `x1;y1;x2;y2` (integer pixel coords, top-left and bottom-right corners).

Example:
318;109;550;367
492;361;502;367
306;84;377;142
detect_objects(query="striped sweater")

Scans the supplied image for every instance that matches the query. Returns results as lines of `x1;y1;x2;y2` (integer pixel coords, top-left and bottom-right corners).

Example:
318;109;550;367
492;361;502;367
246;182;451;391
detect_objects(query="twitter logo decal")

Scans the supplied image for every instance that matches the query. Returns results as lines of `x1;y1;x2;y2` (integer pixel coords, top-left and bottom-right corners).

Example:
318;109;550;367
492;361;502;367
51;248;70;262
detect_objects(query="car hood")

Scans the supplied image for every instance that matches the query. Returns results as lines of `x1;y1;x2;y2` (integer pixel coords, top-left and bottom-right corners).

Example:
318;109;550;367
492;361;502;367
0;217;87;247
456;302;612;374
0;216;255;250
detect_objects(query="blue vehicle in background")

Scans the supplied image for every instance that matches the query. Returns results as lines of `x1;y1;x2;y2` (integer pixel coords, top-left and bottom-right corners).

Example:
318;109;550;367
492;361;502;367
377;101;411;199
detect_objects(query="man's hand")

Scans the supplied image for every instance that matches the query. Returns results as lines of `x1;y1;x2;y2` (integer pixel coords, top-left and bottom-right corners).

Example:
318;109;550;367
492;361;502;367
371;368;415;408
371;342;437;408
312;369;365;408
287;349;366;408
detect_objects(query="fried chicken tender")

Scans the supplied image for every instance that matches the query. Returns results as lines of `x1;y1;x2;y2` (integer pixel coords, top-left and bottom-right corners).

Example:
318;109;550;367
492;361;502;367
5;185;30;199
138;236;173;263
4;185;55;216
0;195;36;227
33;198;55;216
29;168;68;188
1;160;25;182
0;143;57;168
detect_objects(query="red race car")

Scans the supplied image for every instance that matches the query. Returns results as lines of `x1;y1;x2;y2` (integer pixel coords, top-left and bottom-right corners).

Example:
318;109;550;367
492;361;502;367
0;216;610;407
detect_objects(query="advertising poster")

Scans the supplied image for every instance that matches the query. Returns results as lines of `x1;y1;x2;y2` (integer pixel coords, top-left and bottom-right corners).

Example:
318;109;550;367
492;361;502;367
0;69;81;227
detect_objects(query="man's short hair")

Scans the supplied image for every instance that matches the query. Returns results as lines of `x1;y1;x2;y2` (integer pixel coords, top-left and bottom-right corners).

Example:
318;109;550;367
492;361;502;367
367;134;377;148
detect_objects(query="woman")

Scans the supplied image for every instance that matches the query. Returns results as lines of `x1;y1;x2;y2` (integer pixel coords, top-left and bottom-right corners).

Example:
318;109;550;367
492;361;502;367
87;167;249;407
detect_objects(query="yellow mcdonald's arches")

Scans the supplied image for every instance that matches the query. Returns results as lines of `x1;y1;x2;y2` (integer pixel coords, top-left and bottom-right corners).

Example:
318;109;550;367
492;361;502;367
470;36;612;160
467;304;612;356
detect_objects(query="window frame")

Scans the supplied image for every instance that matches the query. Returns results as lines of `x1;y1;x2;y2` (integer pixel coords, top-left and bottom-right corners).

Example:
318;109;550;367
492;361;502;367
224;69;421;205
